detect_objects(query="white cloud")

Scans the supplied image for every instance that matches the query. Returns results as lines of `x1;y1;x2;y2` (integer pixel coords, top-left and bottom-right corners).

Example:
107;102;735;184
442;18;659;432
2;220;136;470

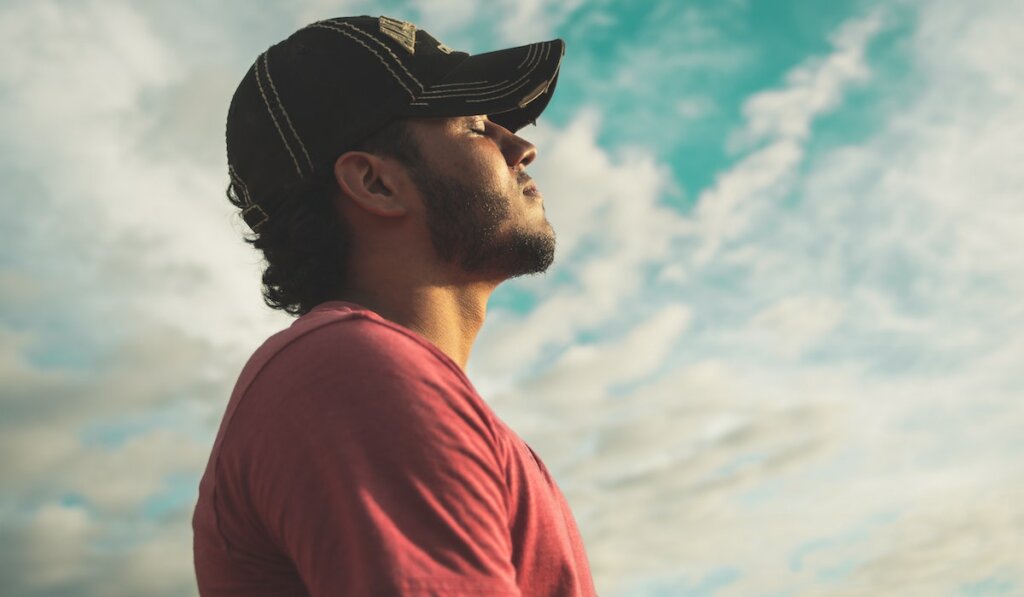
407;0;480;37
744;295;846;358
733;12;882;147
21;503;95;589
675;96;717;120
67;430;209;513
0;0;289;354
492;0;585;45
507;303;691;415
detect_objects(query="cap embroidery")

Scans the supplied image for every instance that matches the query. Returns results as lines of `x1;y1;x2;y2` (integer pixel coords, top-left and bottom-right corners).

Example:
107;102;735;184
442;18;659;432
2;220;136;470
379;16;416;55
436;42;453;55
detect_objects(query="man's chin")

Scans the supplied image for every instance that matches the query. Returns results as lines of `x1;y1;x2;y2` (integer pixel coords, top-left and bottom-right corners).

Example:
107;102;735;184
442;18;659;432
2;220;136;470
498;229;556;279
459;228;556;280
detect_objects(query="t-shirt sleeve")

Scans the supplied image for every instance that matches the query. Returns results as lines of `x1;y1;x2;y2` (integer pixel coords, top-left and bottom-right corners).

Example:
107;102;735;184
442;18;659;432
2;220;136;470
219;320;519;596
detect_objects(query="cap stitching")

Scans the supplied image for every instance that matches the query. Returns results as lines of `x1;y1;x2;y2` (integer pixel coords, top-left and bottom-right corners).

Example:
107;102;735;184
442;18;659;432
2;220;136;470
429;80;490;88
229;163;269;232
254;52;304;177
228;163;253;206
517;43;537;69
263;51;314;173
422;43;550;100
308;21;555;104
333;21;425;90
424;77;513;93
241;204;269;231
328;21;425;90
418;44;542;98
465;45;552;103
465;77;534;103
418;43;544;99
308;22;417;100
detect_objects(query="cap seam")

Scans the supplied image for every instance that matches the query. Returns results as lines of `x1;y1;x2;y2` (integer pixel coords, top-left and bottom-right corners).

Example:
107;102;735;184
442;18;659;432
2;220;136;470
228;163;253;206
254;52;304;177
426;43;551;101
465;77;534;104
426;79;511;93
308;20;554;103
307;22;417;100
263;50;314;173
429;79;490;89
516;43;537;69
324;20;427;91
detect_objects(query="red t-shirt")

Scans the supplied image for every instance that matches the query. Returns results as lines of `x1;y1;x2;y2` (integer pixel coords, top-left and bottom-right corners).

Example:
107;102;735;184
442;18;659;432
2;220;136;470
193;301;596;596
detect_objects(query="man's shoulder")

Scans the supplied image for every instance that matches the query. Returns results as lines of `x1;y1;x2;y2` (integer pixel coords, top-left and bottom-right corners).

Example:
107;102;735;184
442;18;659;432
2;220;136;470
244;301;463;390
224;301;488;442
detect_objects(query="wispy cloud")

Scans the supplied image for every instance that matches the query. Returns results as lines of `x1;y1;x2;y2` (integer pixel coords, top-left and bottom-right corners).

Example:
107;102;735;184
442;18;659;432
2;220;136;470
695;9;884;263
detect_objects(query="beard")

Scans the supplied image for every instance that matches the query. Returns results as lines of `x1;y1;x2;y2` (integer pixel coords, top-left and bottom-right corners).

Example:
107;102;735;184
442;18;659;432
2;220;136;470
408;164;556;279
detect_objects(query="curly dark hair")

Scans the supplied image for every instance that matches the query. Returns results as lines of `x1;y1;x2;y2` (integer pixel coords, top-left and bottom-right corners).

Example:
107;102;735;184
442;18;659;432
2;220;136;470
227;120;422;316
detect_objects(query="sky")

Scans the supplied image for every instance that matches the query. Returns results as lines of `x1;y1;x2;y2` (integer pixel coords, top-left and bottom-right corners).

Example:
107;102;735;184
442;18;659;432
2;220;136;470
1;0;1022;595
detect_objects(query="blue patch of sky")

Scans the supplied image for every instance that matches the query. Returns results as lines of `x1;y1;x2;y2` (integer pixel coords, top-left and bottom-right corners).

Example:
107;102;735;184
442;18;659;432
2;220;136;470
141;472;201;520
624;566;742;597
817;558;858;583
79;406;206;449
706;451;770;482
0;161;119;371
788;509;900;574
802;322;976;379
737;443;868;507
959;575;1017;596
487;282;538;315
58;492;89;509
488;218;608;316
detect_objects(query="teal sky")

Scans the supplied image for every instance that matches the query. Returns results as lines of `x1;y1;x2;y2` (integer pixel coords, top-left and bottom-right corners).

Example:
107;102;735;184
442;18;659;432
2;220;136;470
2;0;1023;595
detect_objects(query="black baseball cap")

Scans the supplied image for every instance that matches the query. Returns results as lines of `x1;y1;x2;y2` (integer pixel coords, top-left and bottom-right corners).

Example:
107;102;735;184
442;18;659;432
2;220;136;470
226;15;565;231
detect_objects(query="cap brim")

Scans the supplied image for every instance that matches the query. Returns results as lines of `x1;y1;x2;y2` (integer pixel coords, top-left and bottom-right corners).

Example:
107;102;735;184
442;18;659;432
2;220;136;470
401;39;564;132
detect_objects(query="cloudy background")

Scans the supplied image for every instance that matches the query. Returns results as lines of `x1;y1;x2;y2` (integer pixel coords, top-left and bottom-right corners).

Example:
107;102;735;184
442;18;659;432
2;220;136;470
1;0;1022;595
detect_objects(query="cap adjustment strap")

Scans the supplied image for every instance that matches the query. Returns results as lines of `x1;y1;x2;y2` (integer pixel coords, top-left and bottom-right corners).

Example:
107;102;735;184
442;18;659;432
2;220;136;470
229;163;269;233
241;204;269;231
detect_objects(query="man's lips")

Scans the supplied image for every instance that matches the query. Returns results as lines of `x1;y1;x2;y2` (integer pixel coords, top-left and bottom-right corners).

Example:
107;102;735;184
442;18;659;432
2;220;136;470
518;170;541;197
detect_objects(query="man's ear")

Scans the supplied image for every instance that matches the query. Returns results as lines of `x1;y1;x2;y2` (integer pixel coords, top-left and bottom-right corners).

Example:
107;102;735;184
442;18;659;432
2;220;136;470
333;151;408;217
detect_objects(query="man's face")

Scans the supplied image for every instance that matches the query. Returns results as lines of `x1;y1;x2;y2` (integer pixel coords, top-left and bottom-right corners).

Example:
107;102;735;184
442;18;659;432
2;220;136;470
404;116;555;280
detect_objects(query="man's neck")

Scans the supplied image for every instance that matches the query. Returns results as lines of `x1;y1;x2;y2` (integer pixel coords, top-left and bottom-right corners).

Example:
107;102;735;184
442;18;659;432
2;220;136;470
340;281;496;370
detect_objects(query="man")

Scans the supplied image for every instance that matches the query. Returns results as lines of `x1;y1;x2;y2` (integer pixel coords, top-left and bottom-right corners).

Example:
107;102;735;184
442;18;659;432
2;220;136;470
192;15;597;597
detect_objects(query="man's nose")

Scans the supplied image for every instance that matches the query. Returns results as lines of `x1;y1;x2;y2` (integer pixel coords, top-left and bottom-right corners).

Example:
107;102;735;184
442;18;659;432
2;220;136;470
495;123;537;170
